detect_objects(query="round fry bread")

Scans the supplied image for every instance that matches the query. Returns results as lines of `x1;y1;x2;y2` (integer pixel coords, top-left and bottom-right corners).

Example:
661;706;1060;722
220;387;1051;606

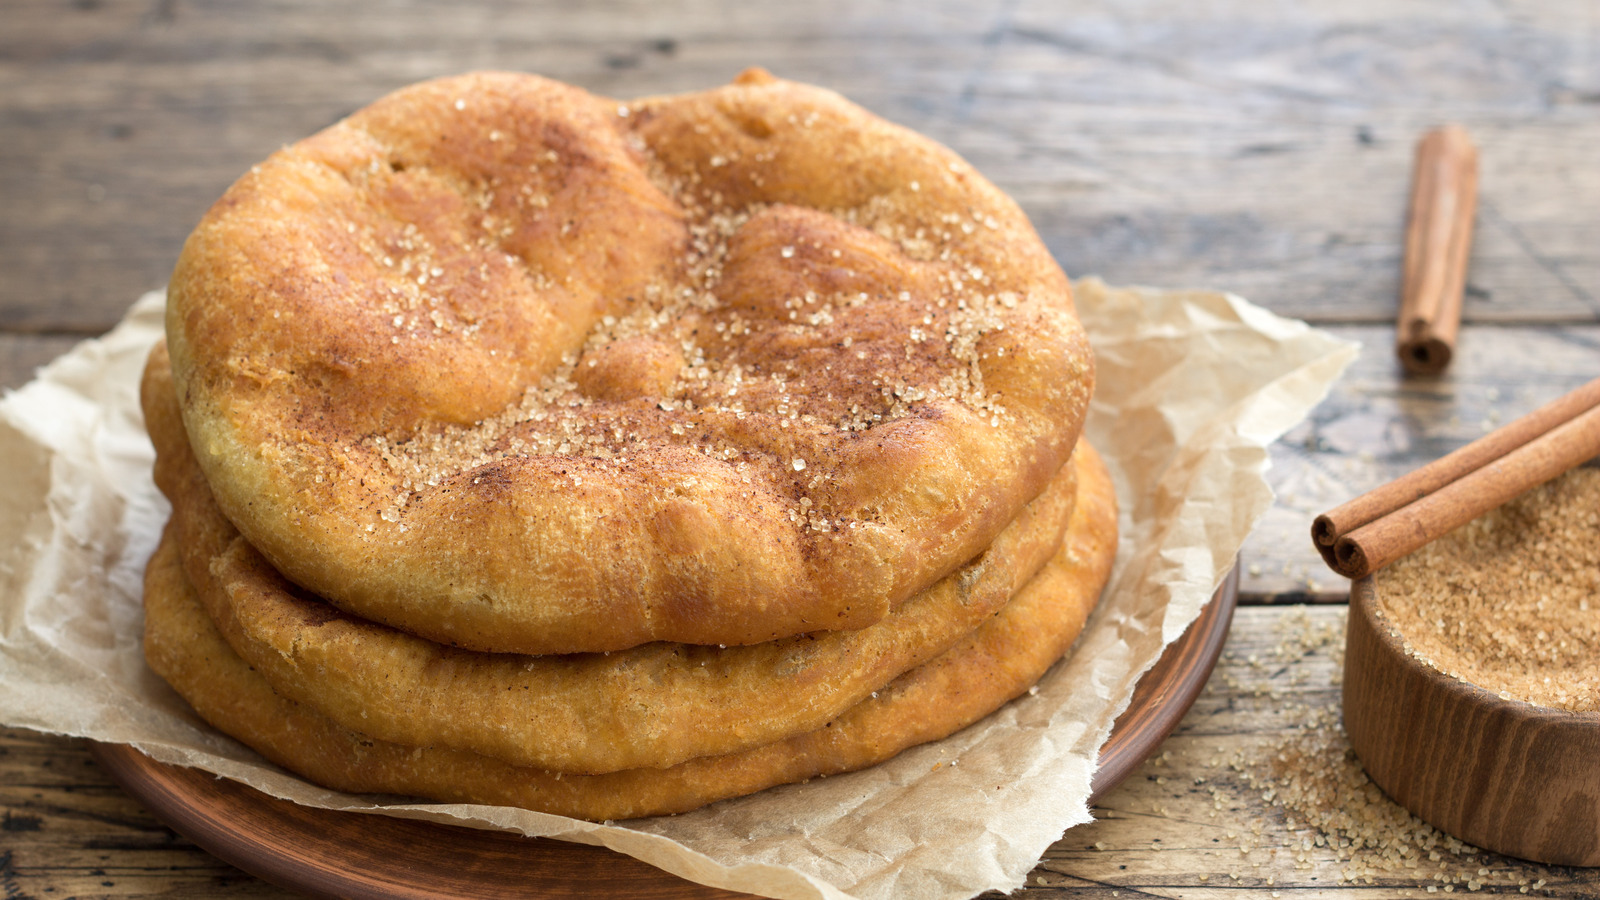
164;69;1094;655
141;441;1116;821
144;342;1077;773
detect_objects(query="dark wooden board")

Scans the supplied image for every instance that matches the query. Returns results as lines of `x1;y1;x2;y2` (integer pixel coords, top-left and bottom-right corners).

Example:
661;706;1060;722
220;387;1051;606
81;569;1236;900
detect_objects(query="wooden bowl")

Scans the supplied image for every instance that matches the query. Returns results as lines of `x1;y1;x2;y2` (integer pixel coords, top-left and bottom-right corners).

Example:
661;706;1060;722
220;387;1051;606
1343;576;1600;866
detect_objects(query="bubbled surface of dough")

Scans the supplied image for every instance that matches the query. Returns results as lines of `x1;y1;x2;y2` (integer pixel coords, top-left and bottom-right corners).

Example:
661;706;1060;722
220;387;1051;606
165;69;1094;654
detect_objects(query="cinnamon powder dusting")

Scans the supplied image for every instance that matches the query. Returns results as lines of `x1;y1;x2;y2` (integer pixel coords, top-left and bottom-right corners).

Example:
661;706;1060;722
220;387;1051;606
1374;467;1600;711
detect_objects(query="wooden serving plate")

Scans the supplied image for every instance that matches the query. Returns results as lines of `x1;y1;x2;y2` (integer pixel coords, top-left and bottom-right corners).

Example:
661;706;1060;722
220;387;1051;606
90;567;1238;899
1089;564;1238;800
1344;576;1600;866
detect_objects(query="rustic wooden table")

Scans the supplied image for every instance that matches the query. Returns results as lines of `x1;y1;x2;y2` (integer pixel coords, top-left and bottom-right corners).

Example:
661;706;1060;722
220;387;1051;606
3;1;1597;897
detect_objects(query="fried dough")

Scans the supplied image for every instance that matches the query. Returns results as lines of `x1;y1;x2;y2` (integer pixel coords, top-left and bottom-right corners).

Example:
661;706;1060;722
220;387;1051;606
141;440;1116;820
144;341;1077;773
164;68;1094;655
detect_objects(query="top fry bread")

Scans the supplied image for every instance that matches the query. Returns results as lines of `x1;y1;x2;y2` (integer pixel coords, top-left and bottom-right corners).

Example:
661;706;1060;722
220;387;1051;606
165;69;1094;654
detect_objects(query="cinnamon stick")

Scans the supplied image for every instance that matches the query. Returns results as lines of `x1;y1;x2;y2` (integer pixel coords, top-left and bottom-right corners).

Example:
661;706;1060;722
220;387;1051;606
1312;375;1600;579
1396;125;1478;376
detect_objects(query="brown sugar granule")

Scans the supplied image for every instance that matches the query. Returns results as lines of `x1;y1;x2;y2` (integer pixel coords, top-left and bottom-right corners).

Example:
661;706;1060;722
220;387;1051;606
1072;606;1581;893
1373;467;1600;711
1237;611;1485;883
1219;609;1554;891
353;155;1025;538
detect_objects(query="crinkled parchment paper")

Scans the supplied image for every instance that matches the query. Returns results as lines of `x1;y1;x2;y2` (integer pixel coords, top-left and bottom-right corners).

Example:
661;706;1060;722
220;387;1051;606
0;278;1355;900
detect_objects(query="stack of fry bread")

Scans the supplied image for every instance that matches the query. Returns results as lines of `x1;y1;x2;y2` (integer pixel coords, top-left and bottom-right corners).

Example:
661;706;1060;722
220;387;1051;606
140;69;1117;820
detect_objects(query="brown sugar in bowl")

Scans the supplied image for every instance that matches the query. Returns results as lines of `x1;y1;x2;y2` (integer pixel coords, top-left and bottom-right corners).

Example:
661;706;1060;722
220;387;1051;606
1344;574;1600;865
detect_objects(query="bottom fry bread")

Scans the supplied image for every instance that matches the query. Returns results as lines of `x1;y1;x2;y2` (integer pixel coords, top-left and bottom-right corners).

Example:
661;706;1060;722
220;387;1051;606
141;445;1116;821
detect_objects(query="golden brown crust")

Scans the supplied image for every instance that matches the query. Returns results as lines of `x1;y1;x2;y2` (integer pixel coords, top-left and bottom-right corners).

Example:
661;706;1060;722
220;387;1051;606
141;442;1117;821
165;70;1093;654
143;341;1076;773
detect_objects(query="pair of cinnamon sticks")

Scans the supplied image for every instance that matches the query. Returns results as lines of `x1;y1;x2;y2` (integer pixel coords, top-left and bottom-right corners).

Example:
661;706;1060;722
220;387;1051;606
1314;124;1600;579
1313;376;1600;580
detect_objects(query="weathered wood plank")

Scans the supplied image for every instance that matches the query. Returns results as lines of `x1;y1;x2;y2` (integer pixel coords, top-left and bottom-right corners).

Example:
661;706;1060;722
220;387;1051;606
3;0;1595;331
0;333;81;390
0;726;291;898
980;0;1600;327
0;0;1000;330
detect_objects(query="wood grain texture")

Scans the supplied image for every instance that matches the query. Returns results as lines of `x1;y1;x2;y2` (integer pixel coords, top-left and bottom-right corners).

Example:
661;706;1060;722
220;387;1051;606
0;333;81;389
4;0;1598;896
3;0;1597;331
995;2;1600;326
1344;577;1600;867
